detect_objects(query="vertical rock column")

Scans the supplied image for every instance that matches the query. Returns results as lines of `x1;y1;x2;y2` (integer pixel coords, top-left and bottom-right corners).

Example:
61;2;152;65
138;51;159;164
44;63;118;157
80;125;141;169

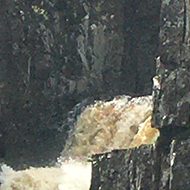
152;0;190;189
90;1;190;189
152;0;190;130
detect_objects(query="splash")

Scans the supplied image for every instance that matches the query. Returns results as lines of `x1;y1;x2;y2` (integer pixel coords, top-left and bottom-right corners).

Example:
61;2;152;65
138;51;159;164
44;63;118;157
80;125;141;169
0;95;159;190
63;95;159;158
0;160;91;190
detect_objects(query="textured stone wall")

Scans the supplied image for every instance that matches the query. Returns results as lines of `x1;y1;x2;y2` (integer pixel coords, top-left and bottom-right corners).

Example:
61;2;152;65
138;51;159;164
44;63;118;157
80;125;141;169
0;0;160;168
90;135;190;190
152;0;190;129
90;0;190;189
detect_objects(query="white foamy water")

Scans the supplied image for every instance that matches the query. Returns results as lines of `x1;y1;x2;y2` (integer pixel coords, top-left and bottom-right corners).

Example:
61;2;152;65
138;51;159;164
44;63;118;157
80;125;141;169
58;160;91;190
0;95;159;190
0;160;91;190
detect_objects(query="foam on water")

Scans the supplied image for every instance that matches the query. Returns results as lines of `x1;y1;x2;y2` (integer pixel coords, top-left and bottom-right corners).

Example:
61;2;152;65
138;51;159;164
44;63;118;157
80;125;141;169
0;160;91;190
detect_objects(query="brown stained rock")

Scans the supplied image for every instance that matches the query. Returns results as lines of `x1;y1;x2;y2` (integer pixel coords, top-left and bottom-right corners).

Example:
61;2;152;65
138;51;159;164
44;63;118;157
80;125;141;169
129;116;159;148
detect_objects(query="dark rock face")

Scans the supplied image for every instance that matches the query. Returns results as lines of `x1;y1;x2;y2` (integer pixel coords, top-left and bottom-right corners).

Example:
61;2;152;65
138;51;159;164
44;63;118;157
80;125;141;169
90;135;190;190
90;0;190;189
122;0;161;94
90;146;156;190
0;0;160;168
152;0;190;129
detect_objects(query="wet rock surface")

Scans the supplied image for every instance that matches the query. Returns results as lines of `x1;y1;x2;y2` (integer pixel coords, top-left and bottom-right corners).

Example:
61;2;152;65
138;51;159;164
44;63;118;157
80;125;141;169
0;0;189;188
90;134;190;190
90;0;190;189
90;146;156;190
152;0;190;129
0;0;160;168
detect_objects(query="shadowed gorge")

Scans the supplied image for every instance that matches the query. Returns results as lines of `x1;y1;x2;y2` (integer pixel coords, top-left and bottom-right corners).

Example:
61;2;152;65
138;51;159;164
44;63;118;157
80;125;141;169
0;95;159;190
0;0;161;168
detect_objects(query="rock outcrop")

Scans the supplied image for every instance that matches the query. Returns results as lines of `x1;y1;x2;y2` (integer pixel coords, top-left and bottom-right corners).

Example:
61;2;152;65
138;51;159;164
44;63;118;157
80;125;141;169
90;0;190;189
0;0;160;167
90;135;190;190
0;95;159;190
